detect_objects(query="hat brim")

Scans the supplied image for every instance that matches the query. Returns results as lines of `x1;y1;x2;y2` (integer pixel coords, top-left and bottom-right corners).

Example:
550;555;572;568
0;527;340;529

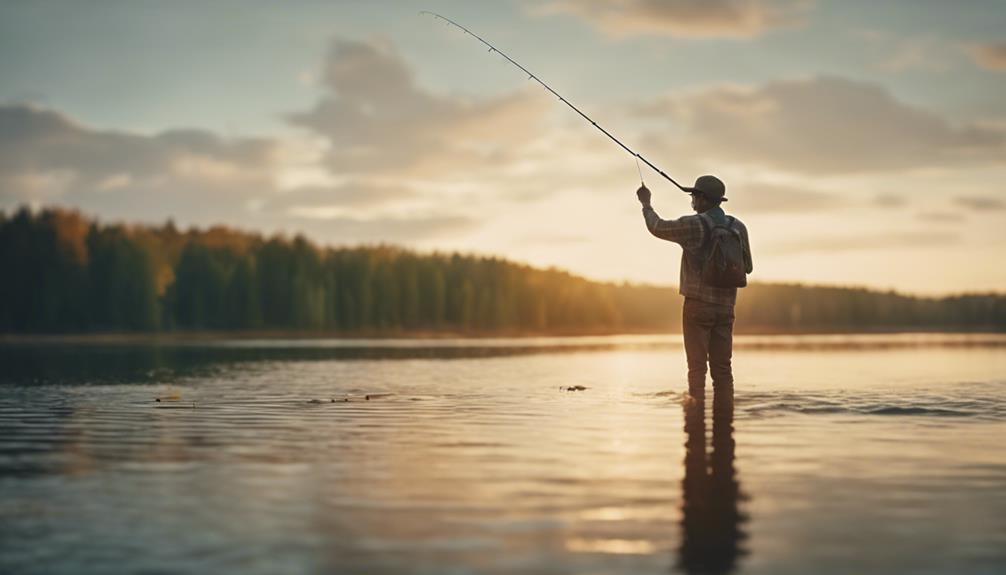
683;188;727;201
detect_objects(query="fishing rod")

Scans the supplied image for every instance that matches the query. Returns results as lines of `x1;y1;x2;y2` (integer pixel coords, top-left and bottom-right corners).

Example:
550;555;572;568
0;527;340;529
420;10;688;192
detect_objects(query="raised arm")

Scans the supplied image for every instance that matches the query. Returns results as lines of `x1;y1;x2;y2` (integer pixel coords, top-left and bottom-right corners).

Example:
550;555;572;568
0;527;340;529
636;185;704;247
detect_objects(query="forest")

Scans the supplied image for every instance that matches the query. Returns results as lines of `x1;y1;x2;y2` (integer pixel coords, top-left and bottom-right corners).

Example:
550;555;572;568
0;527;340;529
2;207;1004;334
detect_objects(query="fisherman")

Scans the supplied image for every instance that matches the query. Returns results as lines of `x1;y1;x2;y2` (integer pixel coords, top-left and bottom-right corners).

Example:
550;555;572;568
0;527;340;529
636;176;752;395
423;13;753;392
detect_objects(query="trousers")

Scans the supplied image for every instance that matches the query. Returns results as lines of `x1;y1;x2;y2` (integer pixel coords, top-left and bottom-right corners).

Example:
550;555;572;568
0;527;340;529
682;297;735;393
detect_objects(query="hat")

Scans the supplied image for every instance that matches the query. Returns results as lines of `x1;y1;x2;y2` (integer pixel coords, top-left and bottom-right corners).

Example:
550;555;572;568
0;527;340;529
683;175;727;202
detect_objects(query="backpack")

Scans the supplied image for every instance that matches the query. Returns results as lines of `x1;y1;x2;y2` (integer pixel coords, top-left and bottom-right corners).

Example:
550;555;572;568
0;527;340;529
698;214;748;288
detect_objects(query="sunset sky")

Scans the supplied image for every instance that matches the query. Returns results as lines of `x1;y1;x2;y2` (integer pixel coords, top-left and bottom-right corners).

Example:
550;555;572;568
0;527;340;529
2;0;1005;295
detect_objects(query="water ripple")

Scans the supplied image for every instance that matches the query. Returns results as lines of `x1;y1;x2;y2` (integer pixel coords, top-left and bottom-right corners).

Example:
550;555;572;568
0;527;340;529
735;384;1005;420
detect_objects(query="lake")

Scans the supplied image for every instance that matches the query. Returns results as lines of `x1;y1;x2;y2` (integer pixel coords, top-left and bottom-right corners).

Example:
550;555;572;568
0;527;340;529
1;334;1004;574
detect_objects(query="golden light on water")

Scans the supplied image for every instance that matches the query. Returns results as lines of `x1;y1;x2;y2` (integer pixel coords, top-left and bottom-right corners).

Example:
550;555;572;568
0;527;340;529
577;506;670;521
566;538;659;554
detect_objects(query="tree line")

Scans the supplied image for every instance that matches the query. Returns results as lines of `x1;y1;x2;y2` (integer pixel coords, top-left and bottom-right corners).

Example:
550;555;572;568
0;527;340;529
1;207;1003;334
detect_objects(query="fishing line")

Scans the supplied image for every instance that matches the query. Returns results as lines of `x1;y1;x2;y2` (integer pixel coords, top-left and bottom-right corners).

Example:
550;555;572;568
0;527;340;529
420;10;686;192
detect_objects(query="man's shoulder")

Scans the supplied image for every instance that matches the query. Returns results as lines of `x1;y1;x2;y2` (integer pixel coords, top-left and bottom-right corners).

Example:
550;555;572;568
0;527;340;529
724;213;747;230
658;212;705;226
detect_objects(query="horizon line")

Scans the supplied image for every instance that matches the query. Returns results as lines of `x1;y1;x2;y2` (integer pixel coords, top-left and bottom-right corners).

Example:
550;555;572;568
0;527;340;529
4;203;1002;301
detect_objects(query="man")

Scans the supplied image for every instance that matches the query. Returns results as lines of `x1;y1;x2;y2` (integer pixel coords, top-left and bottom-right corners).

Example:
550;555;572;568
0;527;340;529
636;175;752;394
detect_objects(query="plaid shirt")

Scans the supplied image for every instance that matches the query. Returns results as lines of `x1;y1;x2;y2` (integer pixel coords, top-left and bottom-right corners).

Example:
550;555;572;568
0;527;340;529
642;205;752;307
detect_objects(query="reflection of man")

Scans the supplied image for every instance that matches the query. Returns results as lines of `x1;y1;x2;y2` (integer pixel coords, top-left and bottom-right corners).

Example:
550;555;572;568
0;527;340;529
636;176;752;394
678;390;746;574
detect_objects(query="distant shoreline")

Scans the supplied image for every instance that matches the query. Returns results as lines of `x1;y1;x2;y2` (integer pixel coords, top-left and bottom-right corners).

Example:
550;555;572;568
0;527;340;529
2;325;1004;345
6;207;1005;337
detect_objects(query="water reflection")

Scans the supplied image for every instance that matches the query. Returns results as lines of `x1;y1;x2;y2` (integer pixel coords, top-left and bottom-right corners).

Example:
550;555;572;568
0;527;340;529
678;388;747;574
3;333;1003;386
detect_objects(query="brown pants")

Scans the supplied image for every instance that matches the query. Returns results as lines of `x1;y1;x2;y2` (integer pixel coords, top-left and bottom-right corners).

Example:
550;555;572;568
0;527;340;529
682;297;735;393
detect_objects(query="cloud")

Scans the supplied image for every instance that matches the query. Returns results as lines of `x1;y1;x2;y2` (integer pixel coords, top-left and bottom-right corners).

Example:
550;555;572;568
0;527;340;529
288;39;550;178
916;211;965;223
0;37;573;248
876;39;949;73
0;104;277;222
267;181;418;211
531;0;810;39
769;230;959;255
851;30;949;74
283;214;477;244
873;193;906;208
967;41;1006;71
636;76;1005;174
955;195;1005;211
725;182;846;213
0;103;476;243
0;105;274;182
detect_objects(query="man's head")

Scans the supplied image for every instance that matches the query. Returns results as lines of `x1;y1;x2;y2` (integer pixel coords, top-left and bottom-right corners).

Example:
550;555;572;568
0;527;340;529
684;175;727;213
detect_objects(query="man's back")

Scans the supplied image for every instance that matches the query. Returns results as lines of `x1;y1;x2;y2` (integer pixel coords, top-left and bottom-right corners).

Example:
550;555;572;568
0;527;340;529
642;205;753;306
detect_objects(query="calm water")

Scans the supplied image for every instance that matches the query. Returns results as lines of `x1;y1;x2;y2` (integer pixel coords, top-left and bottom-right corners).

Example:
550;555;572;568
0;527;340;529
1;334;1004;575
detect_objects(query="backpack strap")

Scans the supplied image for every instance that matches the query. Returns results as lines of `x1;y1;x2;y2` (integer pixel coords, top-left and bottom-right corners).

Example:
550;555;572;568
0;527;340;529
695;213;713;251
725;215;742;238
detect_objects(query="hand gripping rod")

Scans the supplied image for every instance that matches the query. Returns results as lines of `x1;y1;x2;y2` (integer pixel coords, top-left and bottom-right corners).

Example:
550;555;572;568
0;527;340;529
420;11;688;192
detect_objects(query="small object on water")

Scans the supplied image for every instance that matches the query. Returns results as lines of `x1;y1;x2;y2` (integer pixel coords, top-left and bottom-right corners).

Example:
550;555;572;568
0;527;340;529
364;393;393;401
561;385;588;392
309;395;389;404
153;401;196;409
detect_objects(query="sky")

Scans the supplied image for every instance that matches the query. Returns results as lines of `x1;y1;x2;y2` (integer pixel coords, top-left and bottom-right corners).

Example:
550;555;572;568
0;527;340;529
1;0;1005;295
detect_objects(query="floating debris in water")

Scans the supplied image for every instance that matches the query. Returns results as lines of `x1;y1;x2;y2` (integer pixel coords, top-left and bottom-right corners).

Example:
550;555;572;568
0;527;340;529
561;385;588;392
153;400;196;408
306;394;390;404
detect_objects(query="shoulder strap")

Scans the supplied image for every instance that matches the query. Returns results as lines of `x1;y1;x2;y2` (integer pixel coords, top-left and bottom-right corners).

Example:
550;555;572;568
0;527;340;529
725;215;742;237
695;213;714;252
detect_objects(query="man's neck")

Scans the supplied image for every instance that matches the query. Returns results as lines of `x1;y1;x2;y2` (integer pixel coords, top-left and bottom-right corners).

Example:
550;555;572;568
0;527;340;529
697;204;726;223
